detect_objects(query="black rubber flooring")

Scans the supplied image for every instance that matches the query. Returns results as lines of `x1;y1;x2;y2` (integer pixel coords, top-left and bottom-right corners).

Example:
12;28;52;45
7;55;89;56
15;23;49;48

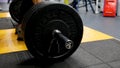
0;18;17;29
79;10;120;40
0;18;13;29
0;39;120;68
0;3;9;12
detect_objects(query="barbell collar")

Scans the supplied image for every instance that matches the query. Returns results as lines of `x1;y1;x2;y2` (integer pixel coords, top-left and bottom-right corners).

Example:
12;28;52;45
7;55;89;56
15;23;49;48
53;29;73;49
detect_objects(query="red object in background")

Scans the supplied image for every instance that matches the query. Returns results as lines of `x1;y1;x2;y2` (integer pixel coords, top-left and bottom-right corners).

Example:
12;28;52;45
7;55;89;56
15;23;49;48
103;0;117;17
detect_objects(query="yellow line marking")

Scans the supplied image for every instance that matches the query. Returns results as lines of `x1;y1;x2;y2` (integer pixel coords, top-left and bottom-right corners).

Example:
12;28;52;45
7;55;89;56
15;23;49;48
0;11;114;54
0;29;27;54
0;12;10;18
82;26;113;43
0;26;114;54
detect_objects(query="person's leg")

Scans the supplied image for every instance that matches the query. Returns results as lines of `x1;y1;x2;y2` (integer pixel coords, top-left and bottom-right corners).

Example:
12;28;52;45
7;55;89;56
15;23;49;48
16;24;23;41
32;0;42;4
71;0;79;11
72;0;78;10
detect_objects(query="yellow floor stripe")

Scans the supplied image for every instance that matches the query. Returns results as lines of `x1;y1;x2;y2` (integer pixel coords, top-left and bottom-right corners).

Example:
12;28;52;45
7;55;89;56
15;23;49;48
0;29;27;54
0;12;10;18
0;12;114;54
0;26;114;54
82;26;113;43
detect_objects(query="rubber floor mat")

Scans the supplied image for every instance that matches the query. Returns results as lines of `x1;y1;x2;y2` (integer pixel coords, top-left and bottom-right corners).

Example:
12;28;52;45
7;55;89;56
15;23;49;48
0;18;15;29
0;3;9;12
0;39;120;68
0;51;54;68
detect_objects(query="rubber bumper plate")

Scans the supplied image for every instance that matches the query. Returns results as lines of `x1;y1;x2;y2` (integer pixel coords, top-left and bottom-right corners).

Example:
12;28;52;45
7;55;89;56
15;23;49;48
22;2;83;63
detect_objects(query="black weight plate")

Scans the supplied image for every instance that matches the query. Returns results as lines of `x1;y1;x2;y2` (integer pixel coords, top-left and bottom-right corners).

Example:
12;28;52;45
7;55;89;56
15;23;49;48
9;0;23;23
22;2;83;62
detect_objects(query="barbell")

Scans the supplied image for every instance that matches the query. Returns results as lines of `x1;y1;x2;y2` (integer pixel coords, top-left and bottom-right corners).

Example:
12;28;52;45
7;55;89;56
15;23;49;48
9;0;83;63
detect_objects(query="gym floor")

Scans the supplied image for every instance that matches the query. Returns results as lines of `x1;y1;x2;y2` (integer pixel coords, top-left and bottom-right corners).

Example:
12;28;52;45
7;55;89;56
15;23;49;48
0;2;120;68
